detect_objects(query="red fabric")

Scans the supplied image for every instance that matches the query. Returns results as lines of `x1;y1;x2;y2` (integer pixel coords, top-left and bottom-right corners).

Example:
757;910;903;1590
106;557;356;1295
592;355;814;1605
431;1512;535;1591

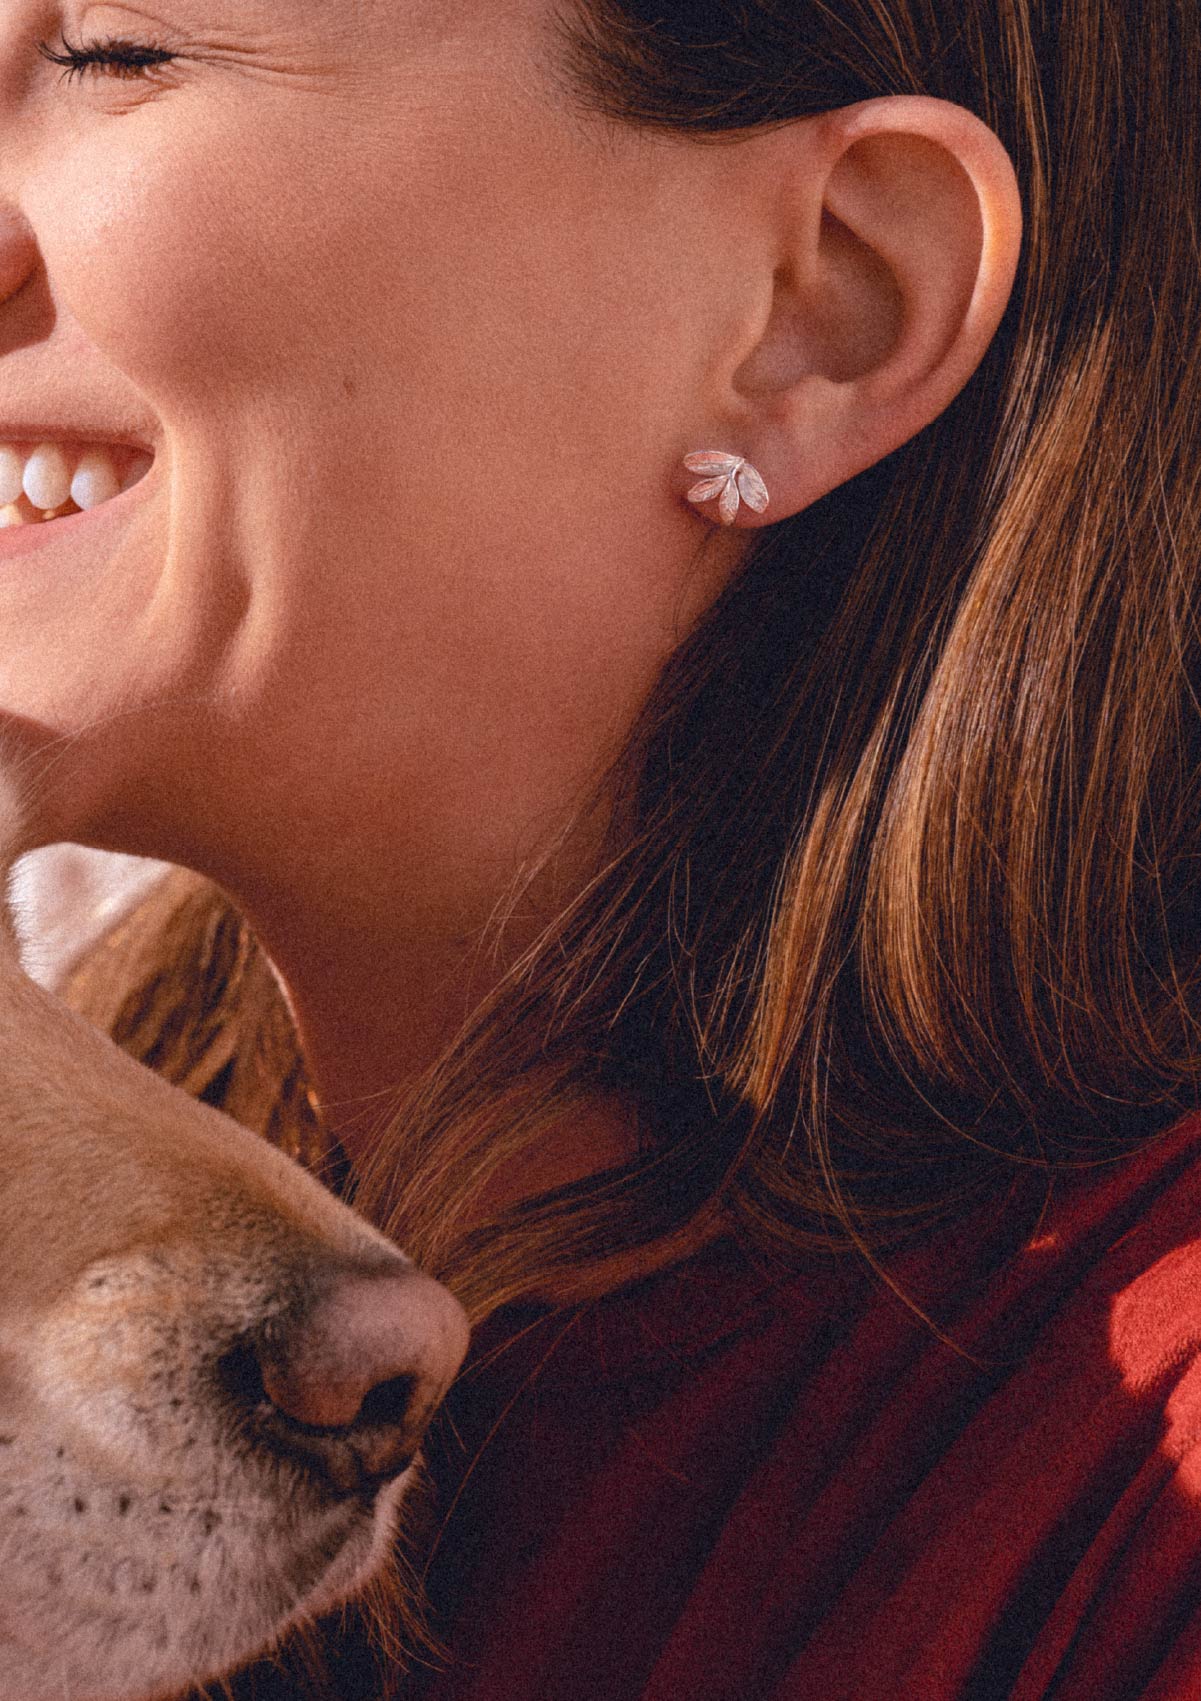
406;1114;1201;1700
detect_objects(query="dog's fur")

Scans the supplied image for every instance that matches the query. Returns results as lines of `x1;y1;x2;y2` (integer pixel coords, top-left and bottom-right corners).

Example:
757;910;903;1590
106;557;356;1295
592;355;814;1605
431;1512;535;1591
0;774;467;1701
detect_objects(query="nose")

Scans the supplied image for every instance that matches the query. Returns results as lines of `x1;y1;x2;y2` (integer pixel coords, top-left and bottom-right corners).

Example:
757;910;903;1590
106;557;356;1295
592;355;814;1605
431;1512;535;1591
222;1264;470;1496
0;206;37;308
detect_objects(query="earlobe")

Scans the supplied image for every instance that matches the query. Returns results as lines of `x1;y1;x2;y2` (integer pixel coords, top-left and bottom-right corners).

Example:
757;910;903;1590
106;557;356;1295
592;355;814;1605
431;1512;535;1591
693;96;1022;528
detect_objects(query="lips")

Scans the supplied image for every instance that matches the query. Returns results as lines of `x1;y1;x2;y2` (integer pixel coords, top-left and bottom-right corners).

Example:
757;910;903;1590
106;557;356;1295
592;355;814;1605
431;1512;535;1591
0;455;157;567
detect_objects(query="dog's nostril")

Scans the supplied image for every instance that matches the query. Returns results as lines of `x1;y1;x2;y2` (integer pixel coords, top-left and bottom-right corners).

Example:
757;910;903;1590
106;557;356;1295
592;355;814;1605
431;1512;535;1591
356;1373;418;1432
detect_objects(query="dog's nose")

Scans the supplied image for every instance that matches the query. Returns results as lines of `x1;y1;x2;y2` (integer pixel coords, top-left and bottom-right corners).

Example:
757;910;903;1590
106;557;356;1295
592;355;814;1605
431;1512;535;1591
224;1264;469;1496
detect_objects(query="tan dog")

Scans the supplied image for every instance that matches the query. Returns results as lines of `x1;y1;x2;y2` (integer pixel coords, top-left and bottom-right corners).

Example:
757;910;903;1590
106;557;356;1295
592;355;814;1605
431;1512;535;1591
0;780;468;1701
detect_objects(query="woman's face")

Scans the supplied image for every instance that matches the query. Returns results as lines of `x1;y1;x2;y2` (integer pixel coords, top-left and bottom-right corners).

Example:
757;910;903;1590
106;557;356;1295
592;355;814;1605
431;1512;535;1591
0;0;743;915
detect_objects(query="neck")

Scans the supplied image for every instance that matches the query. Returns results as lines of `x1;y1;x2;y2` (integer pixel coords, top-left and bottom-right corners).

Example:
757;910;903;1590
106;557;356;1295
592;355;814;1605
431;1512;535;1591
223;820;640;1213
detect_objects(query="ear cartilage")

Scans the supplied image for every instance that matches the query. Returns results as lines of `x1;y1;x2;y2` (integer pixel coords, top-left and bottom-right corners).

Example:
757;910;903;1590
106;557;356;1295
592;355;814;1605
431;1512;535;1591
683;451;769;525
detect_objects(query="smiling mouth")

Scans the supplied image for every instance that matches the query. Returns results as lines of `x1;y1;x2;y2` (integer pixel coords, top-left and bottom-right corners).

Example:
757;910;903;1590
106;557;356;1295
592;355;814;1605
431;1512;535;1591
0;441;153;527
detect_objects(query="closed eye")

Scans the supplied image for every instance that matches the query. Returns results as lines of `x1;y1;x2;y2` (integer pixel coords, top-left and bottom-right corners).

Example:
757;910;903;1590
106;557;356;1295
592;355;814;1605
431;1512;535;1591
37;34;178;84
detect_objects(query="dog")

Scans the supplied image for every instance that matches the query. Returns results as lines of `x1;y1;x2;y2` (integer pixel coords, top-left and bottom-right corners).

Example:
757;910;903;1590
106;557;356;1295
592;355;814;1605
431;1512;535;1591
0;775;469;1701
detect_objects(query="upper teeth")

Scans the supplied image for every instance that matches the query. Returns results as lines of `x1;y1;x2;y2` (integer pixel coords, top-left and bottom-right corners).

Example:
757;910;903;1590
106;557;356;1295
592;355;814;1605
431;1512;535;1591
0;441;152;516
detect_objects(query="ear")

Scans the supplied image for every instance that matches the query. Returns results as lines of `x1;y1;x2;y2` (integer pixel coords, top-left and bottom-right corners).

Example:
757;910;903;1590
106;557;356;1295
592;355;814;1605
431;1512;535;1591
681;97;1022;528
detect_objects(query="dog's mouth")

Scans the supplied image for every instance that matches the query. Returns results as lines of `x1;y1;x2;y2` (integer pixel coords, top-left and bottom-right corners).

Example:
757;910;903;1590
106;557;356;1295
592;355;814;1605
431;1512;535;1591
5;1400;406;1701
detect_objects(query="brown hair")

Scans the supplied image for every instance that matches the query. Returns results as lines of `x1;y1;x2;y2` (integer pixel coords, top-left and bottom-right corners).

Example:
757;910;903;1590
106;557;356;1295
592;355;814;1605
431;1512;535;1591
70;0;1201;1323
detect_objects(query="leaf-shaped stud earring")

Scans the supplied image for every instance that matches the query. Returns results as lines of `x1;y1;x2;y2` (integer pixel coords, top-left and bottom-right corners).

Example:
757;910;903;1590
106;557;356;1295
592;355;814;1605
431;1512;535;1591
683;451;770;526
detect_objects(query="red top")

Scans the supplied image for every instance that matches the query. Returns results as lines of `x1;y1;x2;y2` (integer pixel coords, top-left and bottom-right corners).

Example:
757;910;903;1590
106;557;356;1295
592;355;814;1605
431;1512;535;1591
413;1113;1201;1701
234;1111;1201;1698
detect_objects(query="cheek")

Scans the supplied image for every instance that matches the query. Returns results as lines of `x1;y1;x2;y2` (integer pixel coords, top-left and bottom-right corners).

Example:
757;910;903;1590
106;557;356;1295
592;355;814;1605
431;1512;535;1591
31;112;325;405
34;87;701;478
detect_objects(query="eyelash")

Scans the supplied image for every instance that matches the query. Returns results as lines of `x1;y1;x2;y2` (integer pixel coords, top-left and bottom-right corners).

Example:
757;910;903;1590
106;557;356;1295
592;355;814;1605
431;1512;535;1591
36;34;178;84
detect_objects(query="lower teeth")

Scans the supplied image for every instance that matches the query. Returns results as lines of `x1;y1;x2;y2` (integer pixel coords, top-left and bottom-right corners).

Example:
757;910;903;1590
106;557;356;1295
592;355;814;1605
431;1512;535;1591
1;498;83;528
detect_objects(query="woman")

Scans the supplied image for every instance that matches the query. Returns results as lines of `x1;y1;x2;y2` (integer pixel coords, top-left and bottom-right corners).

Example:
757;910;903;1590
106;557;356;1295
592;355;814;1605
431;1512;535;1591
4;0;1199;1694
